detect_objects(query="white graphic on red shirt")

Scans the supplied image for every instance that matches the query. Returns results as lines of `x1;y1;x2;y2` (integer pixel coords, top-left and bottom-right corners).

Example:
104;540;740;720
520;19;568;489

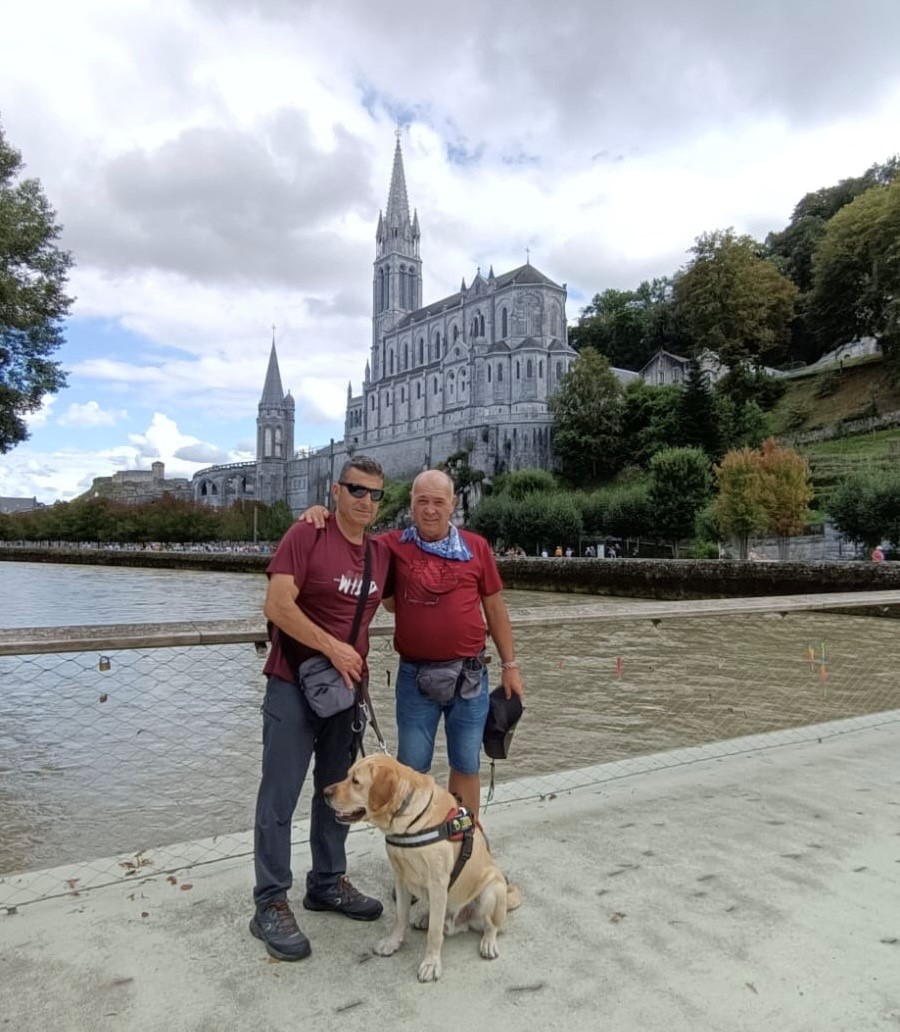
334;572;379;597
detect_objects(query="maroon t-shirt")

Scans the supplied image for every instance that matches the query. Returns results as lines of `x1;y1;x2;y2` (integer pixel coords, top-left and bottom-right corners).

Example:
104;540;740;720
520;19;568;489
263;519;393;685
380;529;503;661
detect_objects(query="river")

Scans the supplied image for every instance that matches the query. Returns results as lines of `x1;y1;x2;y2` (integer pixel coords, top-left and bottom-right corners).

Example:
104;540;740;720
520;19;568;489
0;561;895;876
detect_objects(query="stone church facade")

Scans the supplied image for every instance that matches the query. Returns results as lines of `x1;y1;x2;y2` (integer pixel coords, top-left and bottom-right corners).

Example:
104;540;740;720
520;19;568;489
191;138;581;512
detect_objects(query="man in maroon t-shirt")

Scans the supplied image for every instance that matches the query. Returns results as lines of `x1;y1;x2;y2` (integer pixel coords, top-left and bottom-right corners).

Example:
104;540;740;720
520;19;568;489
250;456;393;963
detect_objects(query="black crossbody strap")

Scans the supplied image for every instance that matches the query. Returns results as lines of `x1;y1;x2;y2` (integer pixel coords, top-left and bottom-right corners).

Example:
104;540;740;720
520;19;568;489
347;539;371;648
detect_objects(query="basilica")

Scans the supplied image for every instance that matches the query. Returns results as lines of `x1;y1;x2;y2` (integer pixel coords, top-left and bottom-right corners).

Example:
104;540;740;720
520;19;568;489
191;138;581;511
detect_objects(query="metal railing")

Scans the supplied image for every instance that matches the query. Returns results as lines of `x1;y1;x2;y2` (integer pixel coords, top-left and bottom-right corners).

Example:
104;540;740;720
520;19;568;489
2;591;900;909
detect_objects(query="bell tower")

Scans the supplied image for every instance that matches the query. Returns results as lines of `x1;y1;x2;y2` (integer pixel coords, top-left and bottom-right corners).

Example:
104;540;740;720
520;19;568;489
372;134;422;378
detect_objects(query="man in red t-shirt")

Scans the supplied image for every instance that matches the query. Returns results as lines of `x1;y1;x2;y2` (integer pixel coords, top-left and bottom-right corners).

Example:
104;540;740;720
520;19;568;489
382;469;523;816
301;468;524;817
250;456;393;963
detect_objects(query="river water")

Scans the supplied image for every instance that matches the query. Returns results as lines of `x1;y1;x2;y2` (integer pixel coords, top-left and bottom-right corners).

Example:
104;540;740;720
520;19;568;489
1;560;896;876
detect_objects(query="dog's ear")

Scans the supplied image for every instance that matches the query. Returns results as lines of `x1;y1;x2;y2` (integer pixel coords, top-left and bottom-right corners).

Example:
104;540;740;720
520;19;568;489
369;763;400;815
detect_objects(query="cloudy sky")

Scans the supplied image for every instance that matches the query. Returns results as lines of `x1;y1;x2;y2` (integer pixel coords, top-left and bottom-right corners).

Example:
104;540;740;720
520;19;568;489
2;0;899;503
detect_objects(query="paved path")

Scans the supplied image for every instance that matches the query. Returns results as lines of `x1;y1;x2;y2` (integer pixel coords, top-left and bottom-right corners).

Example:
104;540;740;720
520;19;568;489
2;723;899;1032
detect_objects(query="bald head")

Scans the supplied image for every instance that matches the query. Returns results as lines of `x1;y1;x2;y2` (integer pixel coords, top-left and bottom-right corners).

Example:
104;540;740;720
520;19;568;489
412;469;455;499
411;469;457;542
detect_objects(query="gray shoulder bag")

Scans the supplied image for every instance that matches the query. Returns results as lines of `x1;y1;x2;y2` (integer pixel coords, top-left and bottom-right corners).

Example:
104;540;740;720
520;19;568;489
298;541;371;718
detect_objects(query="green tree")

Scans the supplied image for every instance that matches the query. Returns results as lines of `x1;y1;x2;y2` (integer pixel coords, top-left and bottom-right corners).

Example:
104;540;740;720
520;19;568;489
648;447;712;556
713;448;768;560
620;381;682;467
495;467;557;500
569;288;652;369
674;229;799;368
0;121;73;452
829;472;900;550
548;347;624;482
676;358;721;457
809;177;900;373
259;499;295;542
603;483;653;543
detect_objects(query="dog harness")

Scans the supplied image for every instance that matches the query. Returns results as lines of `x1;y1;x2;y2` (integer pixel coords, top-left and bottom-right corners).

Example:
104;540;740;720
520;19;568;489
385;805;477;889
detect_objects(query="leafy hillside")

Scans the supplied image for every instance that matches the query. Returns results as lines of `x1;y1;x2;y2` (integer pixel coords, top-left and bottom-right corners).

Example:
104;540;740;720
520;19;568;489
771;358;900;508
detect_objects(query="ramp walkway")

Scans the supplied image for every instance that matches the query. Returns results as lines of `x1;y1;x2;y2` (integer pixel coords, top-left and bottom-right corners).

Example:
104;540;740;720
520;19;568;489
2;718;898;1032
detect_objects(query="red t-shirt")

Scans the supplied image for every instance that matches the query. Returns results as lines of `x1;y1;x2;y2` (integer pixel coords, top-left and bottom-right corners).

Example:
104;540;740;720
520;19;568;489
263;520;393;684
381;529;503;661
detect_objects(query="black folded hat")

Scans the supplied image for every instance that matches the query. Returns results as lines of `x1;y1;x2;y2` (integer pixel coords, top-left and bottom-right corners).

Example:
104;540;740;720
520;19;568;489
482;686;524;760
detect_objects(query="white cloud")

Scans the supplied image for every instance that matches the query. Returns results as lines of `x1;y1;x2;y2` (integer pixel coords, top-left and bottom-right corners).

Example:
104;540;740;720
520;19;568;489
1;0;899;482
57;400;128;428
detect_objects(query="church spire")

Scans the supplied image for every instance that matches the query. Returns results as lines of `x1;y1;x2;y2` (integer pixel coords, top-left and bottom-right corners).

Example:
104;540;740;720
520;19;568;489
260;340;285;407
386;135;410;226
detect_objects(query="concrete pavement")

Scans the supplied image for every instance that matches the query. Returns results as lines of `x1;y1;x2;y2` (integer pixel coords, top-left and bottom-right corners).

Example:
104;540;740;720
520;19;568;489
2;720;899;1032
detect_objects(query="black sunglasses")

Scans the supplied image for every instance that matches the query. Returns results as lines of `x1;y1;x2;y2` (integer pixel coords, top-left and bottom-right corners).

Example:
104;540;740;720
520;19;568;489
339;481;385;501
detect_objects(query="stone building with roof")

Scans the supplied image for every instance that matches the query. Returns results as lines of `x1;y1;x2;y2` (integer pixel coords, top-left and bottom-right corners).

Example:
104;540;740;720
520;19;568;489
191;138;584;511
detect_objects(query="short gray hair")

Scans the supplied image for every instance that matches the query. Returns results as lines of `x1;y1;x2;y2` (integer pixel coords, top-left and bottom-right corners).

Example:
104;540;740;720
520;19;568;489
339;455;384;481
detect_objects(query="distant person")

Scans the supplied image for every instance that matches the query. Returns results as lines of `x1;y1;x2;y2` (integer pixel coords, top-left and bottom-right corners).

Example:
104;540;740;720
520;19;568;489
540;548;548;558
565;546;573;558
871;545;885;563
554;545;563;557
584;545;595;558
607;545;617;559
250;456;391;963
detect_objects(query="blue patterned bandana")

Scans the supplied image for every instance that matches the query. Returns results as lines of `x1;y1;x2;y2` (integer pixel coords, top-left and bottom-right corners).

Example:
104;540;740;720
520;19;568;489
400;523;473;561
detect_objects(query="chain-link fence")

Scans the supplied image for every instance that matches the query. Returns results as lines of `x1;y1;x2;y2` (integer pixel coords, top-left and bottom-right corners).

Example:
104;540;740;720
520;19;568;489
2;596;899;908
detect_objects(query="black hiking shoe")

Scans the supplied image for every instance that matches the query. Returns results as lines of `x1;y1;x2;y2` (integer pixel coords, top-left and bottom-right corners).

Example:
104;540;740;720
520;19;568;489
303;876;383;921
250;899;312;961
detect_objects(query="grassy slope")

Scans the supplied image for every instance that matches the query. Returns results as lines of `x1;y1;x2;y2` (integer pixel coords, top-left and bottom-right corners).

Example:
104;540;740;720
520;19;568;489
770;358;900;508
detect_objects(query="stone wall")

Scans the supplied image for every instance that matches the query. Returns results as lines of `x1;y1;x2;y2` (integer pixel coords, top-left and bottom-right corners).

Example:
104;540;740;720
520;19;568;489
495;556;900;600
3;549;899;603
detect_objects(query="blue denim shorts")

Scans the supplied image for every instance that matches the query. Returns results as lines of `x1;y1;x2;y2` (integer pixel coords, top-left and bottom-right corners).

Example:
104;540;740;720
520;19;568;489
395;659;489;776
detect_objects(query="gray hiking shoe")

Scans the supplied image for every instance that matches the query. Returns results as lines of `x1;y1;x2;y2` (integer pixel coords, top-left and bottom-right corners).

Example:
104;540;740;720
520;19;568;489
250;898;312;960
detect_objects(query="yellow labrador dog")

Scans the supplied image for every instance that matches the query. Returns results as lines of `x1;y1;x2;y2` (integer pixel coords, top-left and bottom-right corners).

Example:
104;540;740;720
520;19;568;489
325;754;521;982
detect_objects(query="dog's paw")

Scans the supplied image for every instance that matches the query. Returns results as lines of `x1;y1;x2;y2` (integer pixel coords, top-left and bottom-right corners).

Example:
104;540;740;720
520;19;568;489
411;911;430;931
373;936;402;957
479;935;499;960
417;956;442;982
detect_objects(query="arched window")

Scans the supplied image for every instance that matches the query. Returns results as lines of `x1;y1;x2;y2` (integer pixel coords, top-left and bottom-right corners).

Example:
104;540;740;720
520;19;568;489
370;395;375;410
435;331;441;359
378;268;385;313
399;264;406;309
539;360;544;377
401;386;406;403
264;427;272;457
479;314;485;336
274;427;282;457
417;338;424;364
516;361;521;379
459;370;466;393
498;364;504;383
526;359;533;378
472;317;478;337
447;371;455;400
556;361;562;379
453;325;460;343
416;382;422;400
487;365;492;384
403;343;409;369
433;377;439;395
389;350;395;375
501;308;508;337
